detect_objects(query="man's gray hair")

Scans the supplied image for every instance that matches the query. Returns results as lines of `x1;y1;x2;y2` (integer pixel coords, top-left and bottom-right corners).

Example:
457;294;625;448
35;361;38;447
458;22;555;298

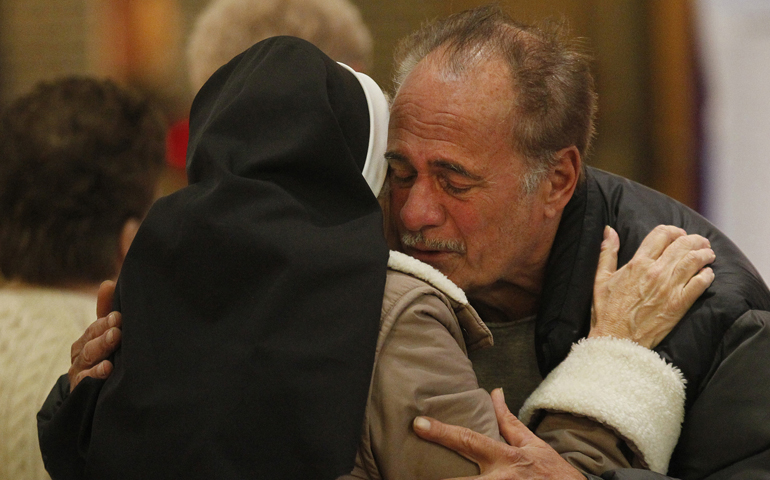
393;5;597;192
187;0;373;93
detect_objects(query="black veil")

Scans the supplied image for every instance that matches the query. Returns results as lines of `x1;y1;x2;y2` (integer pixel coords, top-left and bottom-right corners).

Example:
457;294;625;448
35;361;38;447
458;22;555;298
85;37;389;479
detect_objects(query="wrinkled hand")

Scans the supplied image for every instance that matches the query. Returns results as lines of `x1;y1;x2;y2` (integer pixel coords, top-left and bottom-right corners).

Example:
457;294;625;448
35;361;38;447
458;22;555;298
68;280;122;391
412;389;584;480
590;225;715;348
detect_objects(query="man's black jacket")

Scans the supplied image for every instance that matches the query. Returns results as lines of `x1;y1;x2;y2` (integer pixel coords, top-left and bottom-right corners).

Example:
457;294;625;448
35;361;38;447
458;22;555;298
538;167;770;479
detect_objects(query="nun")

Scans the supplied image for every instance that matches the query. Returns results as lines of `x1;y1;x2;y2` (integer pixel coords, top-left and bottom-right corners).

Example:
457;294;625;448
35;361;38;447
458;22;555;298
39;36;500;480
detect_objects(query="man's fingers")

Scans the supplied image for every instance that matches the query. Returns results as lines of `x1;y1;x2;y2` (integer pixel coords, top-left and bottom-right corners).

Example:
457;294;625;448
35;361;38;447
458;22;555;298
69;309;122;390
595;226;620;283
71;324;121;373
412;416;512;466
69;326;121;390
634;225;687;261
84;326;121;364
490;389;537;447
97;280;116;319
70;312;122;364
70;314;109;363
70;360;114;392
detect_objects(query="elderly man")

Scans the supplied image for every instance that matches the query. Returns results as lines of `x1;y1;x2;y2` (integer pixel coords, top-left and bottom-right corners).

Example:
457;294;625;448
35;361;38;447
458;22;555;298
385;5;770;480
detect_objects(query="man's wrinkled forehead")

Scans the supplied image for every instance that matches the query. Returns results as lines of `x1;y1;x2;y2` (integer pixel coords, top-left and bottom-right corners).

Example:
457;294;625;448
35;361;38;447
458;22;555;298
387;53;517;149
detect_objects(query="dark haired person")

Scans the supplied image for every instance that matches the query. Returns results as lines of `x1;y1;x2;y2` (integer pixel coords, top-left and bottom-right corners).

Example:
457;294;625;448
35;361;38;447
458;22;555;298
0;76;165;480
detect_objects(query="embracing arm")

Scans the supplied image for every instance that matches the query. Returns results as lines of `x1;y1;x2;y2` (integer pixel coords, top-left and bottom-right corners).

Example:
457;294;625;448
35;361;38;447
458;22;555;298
417;310;770;480
413;225;715;479
563;310;770;480
521;335;687;474
413;333;687;480
523;226;712;475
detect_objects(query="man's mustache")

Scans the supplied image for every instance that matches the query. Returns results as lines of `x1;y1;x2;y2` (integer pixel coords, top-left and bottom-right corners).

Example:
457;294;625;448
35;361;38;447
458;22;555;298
401;231;467;254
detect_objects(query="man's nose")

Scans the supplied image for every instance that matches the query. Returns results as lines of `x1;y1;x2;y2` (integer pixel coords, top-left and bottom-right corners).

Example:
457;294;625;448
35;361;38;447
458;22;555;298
400;178;445;231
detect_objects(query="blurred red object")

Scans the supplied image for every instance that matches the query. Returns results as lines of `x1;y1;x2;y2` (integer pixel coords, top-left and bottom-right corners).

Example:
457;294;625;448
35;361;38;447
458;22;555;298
165;118;189;170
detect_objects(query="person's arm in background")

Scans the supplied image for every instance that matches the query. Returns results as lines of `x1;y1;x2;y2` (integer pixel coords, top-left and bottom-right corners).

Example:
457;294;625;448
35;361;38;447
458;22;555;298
413;226;716;479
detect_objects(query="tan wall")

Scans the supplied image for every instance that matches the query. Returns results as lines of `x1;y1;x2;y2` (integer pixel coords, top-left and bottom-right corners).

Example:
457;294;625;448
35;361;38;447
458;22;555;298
0;0;91;105
648;0;698;208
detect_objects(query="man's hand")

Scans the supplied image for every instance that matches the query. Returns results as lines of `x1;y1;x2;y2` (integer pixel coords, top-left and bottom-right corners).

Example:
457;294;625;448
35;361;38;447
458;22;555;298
590;225;715;348
68;280;122;391
412;389;584;479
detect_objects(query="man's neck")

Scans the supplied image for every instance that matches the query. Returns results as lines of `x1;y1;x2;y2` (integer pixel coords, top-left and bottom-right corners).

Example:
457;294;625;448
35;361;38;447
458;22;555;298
467;216;561;323
469;280;541;323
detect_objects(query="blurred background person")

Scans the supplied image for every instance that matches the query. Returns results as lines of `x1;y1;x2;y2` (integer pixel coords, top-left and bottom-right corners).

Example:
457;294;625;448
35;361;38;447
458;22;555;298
187;0;372;93
163;0;375;189
0;76;165;480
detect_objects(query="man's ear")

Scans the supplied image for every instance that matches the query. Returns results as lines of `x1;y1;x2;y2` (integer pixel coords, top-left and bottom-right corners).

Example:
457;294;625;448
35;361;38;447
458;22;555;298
118;218;142;267
543;146;581;218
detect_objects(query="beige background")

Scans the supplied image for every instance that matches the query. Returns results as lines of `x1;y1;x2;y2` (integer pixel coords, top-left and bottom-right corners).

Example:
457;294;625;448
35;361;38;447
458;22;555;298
0;0;698;208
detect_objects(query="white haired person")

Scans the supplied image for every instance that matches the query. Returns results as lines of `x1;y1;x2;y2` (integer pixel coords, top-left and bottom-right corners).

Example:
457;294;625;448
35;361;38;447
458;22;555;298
166;0;373;171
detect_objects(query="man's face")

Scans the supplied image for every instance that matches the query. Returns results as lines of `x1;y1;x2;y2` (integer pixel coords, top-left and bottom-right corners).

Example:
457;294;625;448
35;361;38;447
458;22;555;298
386;55;552;296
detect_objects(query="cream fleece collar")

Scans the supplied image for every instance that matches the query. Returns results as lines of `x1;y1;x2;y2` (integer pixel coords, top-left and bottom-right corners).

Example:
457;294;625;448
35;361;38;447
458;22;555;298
387;251;468;305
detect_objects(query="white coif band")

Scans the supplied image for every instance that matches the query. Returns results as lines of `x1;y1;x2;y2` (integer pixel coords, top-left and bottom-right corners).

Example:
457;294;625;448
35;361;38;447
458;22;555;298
339;62;389;198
